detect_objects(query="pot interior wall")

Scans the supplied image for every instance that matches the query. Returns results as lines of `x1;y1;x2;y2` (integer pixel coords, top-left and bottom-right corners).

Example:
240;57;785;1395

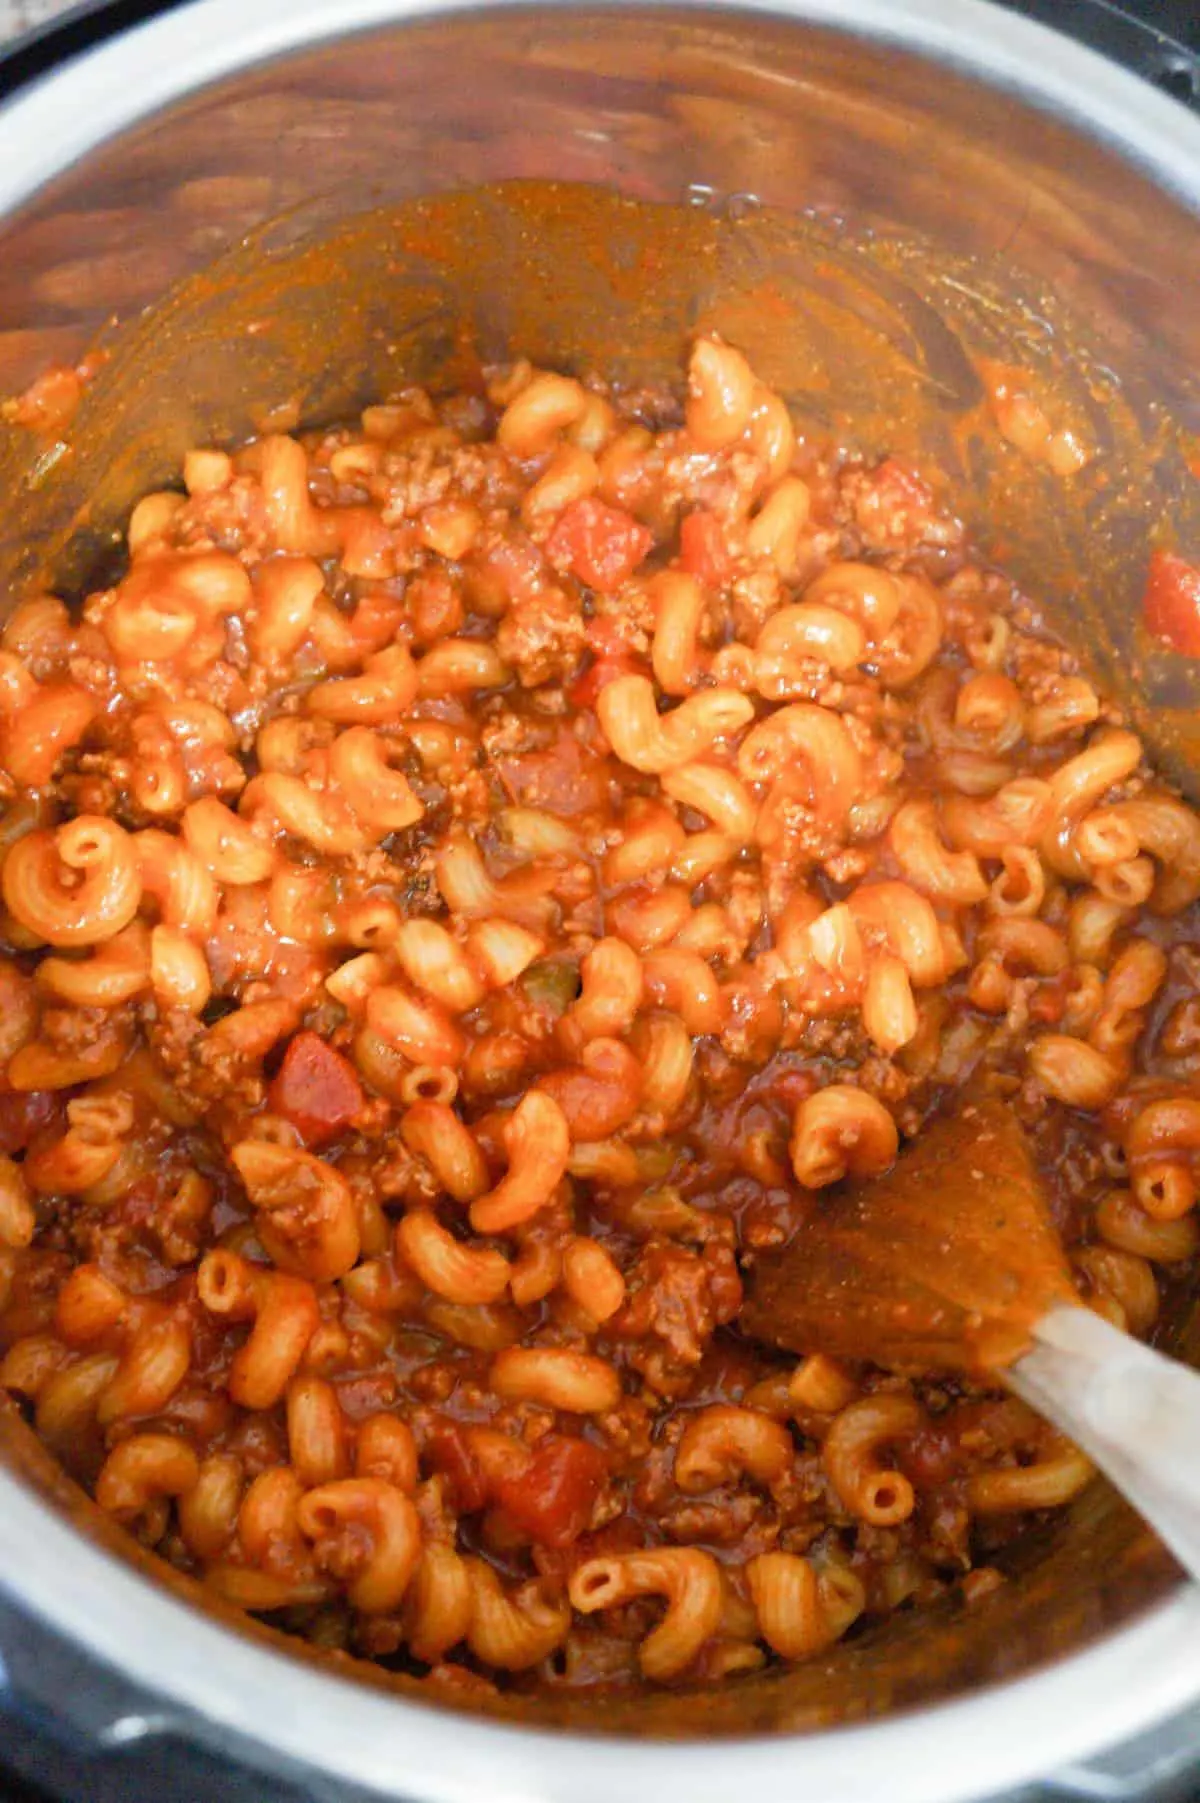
4;6;1200;776
0;3;1198;1733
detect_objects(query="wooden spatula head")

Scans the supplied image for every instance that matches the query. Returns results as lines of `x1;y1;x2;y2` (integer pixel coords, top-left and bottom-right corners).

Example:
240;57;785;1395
742;1097;1077;1373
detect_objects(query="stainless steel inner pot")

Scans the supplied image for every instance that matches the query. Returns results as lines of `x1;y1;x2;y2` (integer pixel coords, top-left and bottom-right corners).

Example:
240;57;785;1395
2;3;1200;1799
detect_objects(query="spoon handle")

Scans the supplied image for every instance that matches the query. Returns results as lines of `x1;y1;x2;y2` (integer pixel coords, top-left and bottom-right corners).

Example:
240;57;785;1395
1008;1304;1200;1583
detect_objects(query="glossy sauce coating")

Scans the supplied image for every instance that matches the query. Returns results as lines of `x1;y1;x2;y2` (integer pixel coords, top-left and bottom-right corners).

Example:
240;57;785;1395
0;338;1197;1696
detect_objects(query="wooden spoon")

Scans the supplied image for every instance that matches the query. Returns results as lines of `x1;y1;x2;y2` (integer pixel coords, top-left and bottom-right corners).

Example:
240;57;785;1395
743;1096;1200;1579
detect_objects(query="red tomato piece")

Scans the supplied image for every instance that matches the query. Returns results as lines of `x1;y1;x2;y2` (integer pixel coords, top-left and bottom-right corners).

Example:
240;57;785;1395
0;1090;58;1156
492;1435;608;1548
546;498;653;594
1142;550;1200;657
679;509;735;586
423;1418;489;1513
898;1421;963;1492
768;1068;820;1111
266;1030;364;1147
567;615;647;708
465;533;545;610
568;655;639;711
344;583;407;654
584;616;632;661
493;725;612;815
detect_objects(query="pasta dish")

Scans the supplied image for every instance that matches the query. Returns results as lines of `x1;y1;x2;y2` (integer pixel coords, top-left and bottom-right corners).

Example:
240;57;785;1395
0;337;1196;1692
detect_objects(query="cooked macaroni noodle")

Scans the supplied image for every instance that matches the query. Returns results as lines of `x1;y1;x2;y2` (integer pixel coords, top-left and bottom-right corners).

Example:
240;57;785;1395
0;336;1197;1697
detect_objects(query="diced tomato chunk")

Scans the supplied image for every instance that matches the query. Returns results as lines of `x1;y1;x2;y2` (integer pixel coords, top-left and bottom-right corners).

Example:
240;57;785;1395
1142;550;1200;657
465;533;546;610
344;582;407;653
569;655;640;711
423;1418;489;1513
679;509;735;586
494;725;612;815
583;615;633;661
899;1421;963;1492
546;498;653;594
568;616;648;709
266;1030;364;1146
0;1089;59;1156
492;1435;608;1548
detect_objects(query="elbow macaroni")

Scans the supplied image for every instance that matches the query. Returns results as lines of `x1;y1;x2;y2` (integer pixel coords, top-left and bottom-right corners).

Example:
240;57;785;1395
0;334;1194;1695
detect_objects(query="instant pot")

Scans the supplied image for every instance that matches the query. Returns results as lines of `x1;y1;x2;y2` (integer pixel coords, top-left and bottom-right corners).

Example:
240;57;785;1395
2;1;1200;1799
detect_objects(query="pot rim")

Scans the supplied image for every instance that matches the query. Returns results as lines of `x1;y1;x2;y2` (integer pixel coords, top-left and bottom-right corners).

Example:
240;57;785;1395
2;0;1200;219
5;1459;1200;1803
2;1;1200;1796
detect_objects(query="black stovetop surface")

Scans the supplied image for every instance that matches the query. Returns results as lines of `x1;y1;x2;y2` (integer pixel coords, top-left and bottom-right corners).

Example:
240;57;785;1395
0;0;1198;1798
1108;0;1197;47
